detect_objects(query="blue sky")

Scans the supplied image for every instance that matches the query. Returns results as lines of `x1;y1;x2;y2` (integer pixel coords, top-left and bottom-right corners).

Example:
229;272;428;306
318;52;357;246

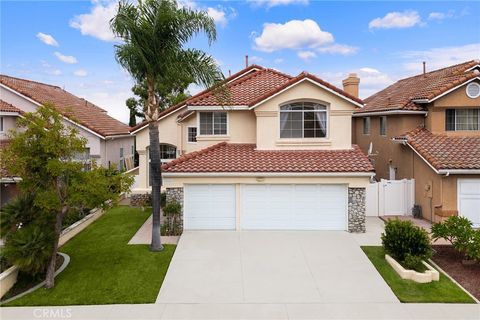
1;0;479;123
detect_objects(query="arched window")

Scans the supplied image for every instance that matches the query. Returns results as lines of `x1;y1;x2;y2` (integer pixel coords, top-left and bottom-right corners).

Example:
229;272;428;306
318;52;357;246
279;102;327;138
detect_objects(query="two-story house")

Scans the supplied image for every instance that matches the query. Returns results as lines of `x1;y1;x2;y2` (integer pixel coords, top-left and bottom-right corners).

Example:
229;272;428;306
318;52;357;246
353;60;480;226
131;65;374;232
0;75;135;205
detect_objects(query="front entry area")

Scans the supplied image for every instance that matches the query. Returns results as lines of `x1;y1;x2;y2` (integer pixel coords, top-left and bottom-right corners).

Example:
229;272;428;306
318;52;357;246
183;184;348;231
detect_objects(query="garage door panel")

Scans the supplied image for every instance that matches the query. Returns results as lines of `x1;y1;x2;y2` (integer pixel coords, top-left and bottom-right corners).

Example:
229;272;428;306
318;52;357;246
241;184;347;230
184;185;236;230
458;179;480;227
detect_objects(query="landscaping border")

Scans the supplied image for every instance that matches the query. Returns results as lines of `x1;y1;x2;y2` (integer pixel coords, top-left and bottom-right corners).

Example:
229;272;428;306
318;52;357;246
0;253;70;305
428;258;479;304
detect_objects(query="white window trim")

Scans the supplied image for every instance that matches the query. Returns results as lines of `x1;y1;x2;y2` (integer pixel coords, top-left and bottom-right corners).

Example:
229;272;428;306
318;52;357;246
446;108;480;131
187;126;198;144
277;102;329;140
197;111;229;137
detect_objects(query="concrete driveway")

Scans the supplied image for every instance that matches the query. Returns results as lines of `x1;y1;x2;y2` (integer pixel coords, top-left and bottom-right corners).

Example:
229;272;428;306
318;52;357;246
157;226;398;304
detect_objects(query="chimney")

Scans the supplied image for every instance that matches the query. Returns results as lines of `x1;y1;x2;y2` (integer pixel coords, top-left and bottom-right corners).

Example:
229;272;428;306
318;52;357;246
423;61;426;75
342;73;360;98
245;55;249;68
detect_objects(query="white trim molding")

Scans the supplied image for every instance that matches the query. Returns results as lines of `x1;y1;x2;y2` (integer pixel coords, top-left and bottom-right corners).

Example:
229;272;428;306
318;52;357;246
0;111;20;116
353;110;427;117
187;105;249;111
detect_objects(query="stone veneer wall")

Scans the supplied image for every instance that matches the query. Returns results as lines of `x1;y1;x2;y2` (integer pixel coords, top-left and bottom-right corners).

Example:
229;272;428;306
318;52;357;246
130;193;151;207
348;188;366;233
166;187;184;232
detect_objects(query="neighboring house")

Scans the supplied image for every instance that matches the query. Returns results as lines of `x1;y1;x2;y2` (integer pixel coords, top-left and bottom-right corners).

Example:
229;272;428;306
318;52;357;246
131;65;374;232
0;75;134;205
353;60;480;226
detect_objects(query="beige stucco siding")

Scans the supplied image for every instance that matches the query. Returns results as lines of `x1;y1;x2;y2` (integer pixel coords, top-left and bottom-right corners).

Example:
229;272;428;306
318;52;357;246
254;81;356;150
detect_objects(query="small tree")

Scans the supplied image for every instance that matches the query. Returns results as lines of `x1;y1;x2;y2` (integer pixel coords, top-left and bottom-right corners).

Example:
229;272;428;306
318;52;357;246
0;105;133;288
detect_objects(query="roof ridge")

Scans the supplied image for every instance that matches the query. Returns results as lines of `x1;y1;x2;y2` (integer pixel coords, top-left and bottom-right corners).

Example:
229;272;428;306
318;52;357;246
396;60;477;83
0;74;62;90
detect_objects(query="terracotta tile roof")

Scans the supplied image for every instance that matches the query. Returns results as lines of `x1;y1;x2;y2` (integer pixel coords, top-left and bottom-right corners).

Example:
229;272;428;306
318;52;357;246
129;65;266;132
397;127;480;170
131;64;363;132
162;143;374;173
0;75;131;137
0;100;22;113
357;60;480;114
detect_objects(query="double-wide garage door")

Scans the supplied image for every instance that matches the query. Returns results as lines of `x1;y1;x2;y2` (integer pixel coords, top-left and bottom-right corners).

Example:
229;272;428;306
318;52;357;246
184;184;347;230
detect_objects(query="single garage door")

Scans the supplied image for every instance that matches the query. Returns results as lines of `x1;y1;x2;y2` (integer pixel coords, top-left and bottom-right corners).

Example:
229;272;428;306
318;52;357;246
458;179;480;227
241;184;347;230
184;184;236;230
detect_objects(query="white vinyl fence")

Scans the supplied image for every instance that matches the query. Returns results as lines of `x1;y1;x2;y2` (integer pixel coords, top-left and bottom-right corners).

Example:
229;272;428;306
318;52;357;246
366;179;415;216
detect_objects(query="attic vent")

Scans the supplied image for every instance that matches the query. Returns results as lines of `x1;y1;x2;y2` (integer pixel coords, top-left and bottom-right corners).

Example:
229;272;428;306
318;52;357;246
466;82;480;98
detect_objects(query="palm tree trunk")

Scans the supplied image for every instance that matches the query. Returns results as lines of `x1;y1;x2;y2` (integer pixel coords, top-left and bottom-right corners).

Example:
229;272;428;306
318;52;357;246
45;206;67;288
149;121;164;251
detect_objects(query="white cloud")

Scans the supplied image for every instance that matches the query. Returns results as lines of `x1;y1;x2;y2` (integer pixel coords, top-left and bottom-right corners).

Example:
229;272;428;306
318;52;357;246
273;58;284;64
47;69;62;76
248;56;264;64
179;1;236;26
54;52;78;64
254;19;334;52
318;68;395;99
36;32;59;47
74;69;88;77
297;50;316;61
401;43;480;72
428;10;461;21
70;1;118;42
316;44;358;55
369;11;422;29
248;0;308;8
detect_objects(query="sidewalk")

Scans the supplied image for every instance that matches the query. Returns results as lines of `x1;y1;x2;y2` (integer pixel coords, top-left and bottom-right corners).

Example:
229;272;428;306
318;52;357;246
2;302;479;320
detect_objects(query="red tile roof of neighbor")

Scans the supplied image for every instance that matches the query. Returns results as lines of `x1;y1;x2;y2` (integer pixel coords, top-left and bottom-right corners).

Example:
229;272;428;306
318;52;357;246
0;75;131;137
396;127;480;171
131;65;363;132
162;143;374;173
0;100;22;113
357;60;480;114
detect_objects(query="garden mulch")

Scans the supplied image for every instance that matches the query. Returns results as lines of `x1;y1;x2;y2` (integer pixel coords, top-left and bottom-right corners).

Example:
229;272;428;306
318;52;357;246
432;245;480;300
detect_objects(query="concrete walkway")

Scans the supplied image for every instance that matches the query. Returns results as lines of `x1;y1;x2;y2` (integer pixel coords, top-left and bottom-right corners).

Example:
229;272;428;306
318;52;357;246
128;215;179;245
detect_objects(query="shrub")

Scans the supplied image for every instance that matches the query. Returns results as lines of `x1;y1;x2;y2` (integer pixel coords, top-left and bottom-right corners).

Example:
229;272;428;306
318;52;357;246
381;219;432;270
3;224;55;275
432;216;480;261
160;192;167;208
162;201;182;236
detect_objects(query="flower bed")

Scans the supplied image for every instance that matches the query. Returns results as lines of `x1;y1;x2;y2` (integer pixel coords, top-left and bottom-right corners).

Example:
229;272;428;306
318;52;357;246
385;254;439;283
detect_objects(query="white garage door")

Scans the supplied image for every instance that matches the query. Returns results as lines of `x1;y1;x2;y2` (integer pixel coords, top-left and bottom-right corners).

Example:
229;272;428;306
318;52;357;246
458;179;480;227
184;184;236;230
241;184;347;230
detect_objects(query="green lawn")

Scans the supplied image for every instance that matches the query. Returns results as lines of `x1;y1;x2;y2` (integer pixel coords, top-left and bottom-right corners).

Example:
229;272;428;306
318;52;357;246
362;246;475;303
5;206;175;306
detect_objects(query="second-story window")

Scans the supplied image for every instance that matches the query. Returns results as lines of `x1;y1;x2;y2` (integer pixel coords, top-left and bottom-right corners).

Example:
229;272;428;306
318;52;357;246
280;102;327;138
159;144;177;160
446;109;479;131
380;116;387;136
199;112;227;135
188;127;197;143
363;117;370;135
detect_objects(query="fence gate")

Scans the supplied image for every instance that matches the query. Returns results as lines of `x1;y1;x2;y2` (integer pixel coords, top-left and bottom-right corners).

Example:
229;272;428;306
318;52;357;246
366;179;415;216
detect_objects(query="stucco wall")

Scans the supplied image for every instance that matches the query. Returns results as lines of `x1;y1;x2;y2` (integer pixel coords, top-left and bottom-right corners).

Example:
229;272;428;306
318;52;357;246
254;81;356;150
353;114;424;180
104;136;135;169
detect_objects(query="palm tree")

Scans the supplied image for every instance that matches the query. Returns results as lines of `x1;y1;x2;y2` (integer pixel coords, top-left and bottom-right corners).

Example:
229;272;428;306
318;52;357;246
111;0;223;251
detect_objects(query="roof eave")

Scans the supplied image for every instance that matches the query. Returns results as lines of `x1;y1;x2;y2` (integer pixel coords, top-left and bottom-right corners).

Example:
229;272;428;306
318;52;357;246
162;171;375;178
